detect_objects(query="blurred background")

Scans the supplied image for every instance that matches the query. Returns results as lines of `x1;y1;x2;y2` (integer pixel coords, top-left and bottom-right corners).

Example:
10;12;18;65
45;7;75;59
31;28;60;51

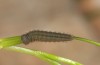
0;0;100;65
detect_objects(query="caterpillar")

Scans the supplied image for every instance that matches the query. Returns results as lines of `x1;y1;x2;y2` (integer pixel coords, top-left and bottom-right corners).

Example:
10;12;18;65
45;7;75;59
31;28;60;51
21;30;74;45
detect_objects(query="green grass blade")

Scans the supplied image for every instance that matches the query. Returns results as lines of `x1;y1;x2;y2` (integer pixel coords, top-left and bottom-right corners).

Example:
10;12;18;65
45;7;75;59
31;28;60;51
0;36;22;48
6;46;82;65
73;36;100;46
6;46;61;65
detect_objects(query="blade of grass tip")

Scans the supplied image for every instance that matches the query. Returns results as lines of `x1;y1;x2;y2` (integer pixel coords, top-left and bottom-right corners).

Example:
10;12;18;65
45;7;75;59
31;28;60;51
6;46;61;65
36;51;82;65
73;36;100;46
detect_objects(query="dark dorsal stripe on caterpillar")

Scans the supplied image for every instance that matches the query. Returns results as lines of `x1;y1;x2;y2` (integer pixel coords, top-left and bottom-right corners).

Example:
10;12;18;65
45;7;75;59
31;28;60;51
21;30;74;45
